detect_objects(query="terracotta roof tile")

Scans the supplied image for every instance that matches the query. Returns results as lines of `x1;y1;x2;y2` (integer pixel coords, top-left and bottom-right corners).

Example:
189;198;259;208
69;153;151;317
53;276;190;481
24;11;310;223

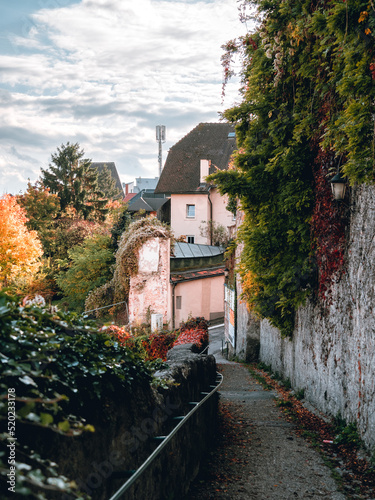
124;193;137;204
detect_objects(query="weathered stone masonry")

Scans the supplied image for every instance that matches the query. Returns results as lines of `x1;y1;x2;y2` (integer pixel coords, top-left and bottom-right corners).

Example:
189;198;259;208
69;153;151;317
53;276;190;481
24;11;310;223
260;185;375;450
19;346;217;499
128;237;171;325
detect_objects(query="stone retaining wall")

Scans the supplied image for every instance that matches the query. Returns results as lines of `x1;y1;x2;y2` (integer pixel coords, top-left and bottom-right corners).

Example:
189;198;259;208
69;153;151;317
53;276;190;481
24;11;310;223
121;346;218;500
260;185;375;451
23;346;217;499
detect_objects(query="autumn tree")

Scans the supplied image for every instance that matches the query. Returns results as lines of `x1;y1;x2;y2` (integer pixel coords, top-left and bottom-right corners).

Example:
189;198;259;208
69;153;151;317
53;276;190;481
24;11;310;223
41;142;108;221
53;218;109;262
0;195;43;288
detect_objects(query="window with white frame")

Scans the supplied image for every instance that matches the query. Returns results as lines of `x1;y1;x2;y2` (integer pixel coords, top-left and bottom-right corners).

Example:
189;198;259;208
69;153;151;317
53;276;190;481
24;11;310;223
176;296;182;309
187;235;195;244
186;204;195;218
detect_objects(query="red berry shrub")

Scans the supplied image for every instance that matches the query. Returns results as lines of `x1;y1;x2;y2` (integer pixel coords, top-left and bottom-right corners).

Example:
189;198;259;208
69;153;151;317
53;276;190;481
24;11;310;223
174;317;209;353
144;331;179;361
103;317;209;360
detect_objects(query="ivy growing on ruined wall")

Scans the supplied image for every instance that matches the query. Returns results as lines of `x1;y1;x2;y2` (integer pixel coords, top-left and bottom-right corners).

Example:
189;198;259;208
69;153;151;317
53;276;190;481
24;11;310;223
85;218;172;315
210;0;375;336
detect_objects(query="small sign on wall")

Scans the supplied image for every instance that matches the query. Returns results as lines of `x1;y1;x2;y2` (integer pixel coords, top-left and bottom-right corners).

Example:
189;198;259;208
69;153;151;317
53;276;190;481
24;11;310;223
151;313;163;332
224;284;235;347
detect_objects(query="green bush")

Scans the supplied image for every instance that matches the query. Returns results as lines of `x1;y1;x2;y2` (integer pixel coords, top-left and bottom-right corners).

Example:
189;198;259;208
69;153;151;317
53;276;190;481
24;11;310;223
333;415;361;448
0;292;151;497
56;233;115;311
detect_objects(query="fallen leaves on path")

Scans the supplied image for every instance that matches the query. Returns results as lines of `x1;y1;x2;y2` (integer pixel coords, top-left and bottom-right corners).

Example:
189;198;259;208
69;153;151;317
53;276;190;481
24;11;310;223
249;363;375;499
184;362;375;499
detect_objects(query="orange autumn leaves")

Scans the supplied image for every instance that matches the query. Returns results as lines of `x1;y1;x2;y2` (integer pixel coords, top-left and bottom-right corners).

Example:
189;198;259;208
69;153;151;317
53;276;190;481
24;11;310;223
358;10;371;35
0;194;43;287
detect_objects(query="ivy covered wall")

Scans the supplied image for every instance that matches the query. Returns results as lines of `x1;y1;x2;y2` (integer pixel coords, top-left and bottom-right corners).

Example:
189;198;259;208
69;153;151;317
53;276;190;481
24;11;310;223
128;237;171;324
209;0;375;337
260;185;375;450
215;0;375;449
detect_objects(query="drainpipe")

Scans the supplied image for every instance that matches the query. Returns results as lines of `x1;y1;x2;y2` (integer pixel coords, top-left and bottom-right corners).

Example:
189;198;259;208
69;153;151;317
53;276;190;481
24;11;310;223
171;282;176;329
207;186;213;246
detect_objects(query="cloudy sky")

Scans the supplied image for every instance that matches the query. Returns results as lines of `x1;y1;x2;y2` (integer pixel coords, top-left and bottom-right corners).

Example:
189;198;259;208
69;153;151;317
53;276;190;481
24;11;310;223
0;0;252;195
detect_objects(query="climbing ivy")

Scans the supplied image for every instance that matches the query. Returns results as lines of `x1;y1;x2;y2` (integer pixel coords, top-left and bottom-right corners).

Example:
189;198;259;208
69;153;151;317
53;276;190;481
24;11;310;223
0;292;151;497
85;217;172;315
209;0;375;337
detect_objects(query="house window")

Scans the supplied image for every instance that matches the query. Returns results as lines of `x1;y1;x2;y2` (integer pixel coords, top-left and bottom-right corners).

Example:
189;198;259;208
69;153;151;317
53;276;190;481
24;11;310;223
187;235;195;244
176;296;182;310
186;204;195;218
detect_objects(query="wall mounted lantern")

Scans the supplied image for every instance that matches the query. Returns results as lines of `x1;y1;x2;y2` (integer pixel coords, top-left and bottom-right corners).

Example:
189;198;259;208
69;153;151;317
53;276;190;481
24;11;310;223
330;171;346;201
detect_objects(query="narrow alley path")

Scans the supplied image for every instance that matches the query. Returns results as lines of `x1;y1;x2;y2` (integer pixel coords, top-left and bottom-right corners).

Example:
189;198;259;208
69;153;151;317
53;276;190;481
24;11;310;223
183;326;347;500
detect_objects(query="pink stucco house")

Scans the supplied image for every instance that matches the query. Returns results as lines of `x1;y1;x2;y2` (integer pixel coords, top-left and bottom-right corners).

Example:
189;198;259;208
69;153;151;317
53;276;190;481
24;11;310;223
128;123;238;329
155;123;236;245
170;241;225;328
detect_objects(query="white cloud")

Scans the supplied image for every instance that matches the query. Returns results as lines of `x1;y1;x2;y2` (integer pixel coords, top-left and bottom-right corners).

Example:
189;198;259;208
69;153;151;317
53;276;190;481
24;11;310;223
0;0;251;194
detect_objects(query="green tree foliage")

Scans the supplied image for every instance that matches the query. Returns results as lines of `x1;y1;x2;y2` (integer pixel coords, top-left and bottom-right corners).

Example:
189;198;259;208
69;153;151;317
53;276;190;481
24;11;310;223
110;205;133;251
56;233;115;311
199;220;230;246
41;142;108;221
96;163;123;200
210;0;375;336
86;217;172;315
18;182;113;302
53;218;108;262
17;181;60;257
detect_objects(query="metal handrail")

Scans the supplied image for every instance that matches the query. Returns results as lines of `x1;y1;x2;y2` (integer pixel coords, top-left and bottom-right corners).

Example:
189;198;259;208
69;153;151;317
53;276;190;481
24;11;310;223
83;300;128;316
200;344;209;355
109;371;223;500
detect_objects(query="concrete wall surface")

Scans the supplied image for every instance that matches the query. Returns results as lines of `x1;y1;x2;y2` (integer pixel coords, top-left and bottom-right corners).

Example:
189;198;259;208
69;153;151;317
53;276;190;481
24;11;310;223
210;188;236;232
171;193;210;244
226;235;261;363
260;185;375;450
170;189;235;245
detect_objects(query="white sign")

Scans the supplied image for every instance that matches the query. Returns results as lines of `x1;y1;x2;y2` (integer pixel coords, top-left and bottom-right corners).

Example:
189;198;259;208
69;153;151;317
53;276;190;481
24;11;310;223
151;313;163;332
224;285;235;347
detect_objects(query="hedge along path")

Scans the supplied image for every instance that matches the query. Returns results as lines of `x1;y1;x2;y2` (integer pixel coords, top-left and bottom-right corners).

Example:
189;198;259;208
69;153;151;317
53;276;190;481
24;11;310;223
184;361;346;500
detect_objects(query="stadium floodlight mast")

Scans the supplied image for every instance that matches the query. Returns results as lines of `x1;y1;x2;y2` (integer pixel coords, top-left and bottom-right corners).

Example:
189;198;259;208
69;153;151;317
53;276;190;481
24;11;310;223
156;125;166;176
